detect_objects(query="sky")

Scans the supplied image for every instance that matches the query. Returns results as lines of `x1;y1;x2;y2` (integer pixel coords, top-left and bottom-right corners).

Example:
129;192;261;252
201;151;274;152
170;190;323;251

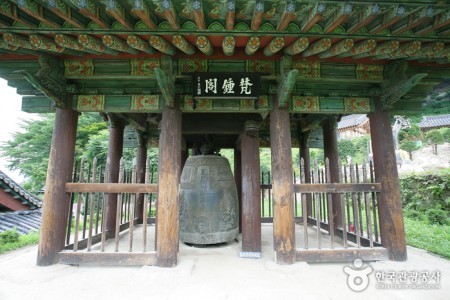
0;78;39;183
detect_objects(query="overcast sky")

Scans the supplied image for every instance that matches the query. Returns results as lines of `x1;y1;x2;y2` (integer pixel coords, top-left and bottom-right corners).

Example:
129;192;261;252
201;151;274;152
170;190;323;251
0;78;39;183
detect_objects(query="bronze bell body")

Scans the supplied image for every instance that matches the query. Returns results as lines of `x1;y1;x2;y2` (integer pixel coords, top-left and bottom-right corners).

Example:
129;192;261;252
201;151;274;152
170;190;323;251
180;155;239;245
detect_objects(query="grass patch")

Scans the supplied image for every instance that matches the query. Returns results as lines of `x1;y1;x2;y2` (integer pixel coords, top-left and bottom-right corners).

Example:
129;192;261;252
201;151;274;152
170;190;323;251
0;230;40;254
404;217;450;259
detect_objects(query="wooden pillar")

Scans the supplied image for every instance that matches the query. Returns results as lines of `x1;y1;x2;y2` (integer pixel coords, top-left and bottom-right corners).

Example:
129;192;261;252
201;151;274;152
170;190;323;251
241;121;261;253
322;117;343;228
369;99;407;261
156;101;181;267
37;100;78;266
234;147;242;233
299;132;312;216
270;98;296;264
105;116;125;235
135;132;147;224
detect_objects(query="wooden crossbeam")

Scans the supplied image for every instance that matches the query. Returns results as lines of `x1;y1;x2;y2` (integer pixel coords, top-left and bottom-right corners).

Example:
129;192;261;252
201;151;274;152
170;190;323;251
301;3;326;32
277;1;296;31
14;0;59;28
277;69;298;108
0;1;36;27
294;183;381;193
58;252;156;266
302;38;331;57
392;6;435;35
149;36;176;55
105;0;133;30
196;36;213;55
43;0;84;29
74;0;109;29
162;0;180;29
78;34;119;55
347;3;380;34
354;40;399;59
296;248;388;263
339;39;376;58
172;35;195;55
130;0;157;29
3;33;33;49
225;0;236;30
65;183;157;193
192;0;205;30
102;35;139;54
324;2;353;33
222;36;235;56
319;39;354;59
370;4;410;34
415;11;450;35
127;35;155;54
245;36;260;55
251;0;264;30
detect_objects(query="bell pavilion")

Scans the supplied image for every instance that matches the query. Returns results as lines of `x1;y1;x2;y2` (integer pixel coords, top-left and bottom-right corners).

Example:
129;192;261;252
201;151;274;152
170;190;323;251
0;0;449;267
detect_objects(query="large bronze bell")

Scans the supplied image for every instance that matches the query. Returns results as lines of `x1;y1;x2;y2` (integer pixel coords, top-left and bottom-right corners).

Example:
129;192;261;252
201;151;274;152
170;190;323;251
179;155;239;245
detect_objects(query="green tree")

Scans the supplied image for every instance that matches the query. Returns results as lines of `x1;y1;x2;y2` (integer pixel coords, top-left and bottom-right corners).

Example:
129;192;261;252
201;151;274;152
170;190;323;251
425;129;445;155
399;124;422;160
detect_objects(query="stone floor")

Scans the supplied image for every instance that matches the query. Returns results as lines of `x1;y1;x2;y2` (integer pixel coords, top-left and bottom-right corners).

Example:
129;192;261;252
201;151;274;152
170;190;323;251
0;223;449;300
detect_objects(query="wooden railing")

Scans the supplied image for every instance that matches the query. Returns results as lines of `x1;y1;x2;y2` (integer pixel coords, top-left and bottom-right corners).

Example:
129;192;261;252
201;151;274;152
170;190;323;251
261;158;388;262
59;157;158;266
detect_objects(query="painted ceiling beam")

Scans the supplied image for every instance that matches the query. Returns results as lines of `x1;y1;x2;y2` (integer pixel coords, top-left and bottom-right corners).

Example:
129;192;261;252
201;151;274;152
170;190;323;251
302;38;332;57
0;1;36;27
29;34;65;53
225;0;235;30
347;3;381;34
264;37;285;56
391;6;436;35
172;35;195;55
319;39;354;59
12;0;59;28
105;0;133;30
353;40;399;59
415;11;450;35
284;38;309;55
370;4;409;34
117;113;146;132
338;39;376;58
41;0;84;29
102;35;139;54
196;36;213;55
0;40;19;51
251;0;264;31
71;0;109;29
408;42;445;59
3;33;33;49
376;41;421;59
324;2;353;33
55;34;100;54
130;0;157;29
155;56;174;108
78;34;119;55
222;36;235;56
192;0;205;30
127;35;155;54
245;36;260;55
301;3;326;33
277;1;296;31
149;36;176;55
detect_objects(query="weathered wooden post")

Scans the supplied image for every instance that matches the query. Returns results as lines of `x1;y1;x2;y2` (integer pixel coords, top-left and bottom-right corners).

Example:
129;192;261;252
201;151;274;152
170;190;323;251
368;99;407;261
37;98;78;266
135;131;148;224
299;131;312;216
240;120;261;255
105;115;125;235
270;97;296;264
234;147;242;233
322;117;343;229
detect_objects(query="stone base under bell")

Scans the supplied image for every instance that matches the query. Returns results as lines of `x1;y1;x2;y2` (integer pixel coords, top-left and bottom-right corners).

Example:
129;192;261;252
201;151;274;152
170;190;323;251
181;227;239;245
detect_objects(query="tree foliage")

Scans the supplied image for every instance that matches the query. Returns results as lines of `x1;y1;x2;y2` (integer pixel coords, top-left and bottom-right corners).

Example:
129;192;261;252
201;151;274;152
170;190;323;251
399;124;423;159
425;128;447;155
338;135;370;165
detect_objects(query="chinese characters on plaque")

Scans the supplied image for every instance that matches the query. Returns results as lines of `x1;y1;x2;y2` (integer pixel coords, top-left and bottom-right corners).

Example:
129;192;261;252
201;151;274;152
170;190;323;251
193;73;260;99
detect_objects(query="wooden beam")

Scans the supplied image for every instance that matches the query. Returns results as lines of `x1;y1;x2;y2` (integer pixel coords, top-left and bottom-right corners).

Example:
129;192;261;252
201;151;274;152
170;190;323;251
155;65;174;107
294;183;381;193
156;101;181;267
302;38;331;57
241;121;261;253
149;36;176;55
78;34;119;55
192;0;205;30
284;38;309;55
66;183;157;194
319;39;354;58
296;248;389;263
222;36;235;56
29;34;64;53
301;3;326;32
408;42;445;59
43;0;84;29
375;41;421;59
105;0;133;30
15;0;59;28
263;37;285;56
172;35;195;55
74;0;109;29
277;69;298;108
382;73;427;110
369;99;407;261
0;1;36;27
338;39;376;58
37;98;78;266
354;40;399;59
245;36;260;55
392;6;435;35
251;0;264;31
195;36;213;55
55;34;98;54
127;35;155;54
270;96;296;264
130;0;157;29
3;33;33;49
347;3;381;34
102;35;139;54
415;11;450;35
161;0;179;29
225;0;236;30
58;252;156;266
324;2;353;33
0;189;30;211
370;4;409;34
277;1;296;31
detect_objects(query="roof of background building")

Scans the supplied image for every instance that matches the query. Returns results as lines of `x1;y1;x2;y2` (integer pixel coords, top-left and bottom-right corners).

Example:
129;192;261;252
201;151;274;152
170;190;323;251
0;170;42;210
337;114;369;131
0;209;41;234
418;114;450;129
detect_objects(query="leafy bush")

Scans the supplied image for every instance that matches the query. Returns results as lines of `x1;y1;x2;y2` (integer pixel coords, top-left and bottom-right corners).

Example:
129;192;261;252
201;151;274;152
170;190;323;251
404;209;423;221
427;209;448;225
0;230;40;254
0;229;20;244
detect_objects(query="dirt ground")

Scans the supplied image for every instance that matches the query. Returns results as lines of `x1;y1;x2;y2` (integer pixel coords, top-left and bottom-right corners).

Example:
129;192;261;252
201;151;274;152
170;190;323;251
0;224;449;300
